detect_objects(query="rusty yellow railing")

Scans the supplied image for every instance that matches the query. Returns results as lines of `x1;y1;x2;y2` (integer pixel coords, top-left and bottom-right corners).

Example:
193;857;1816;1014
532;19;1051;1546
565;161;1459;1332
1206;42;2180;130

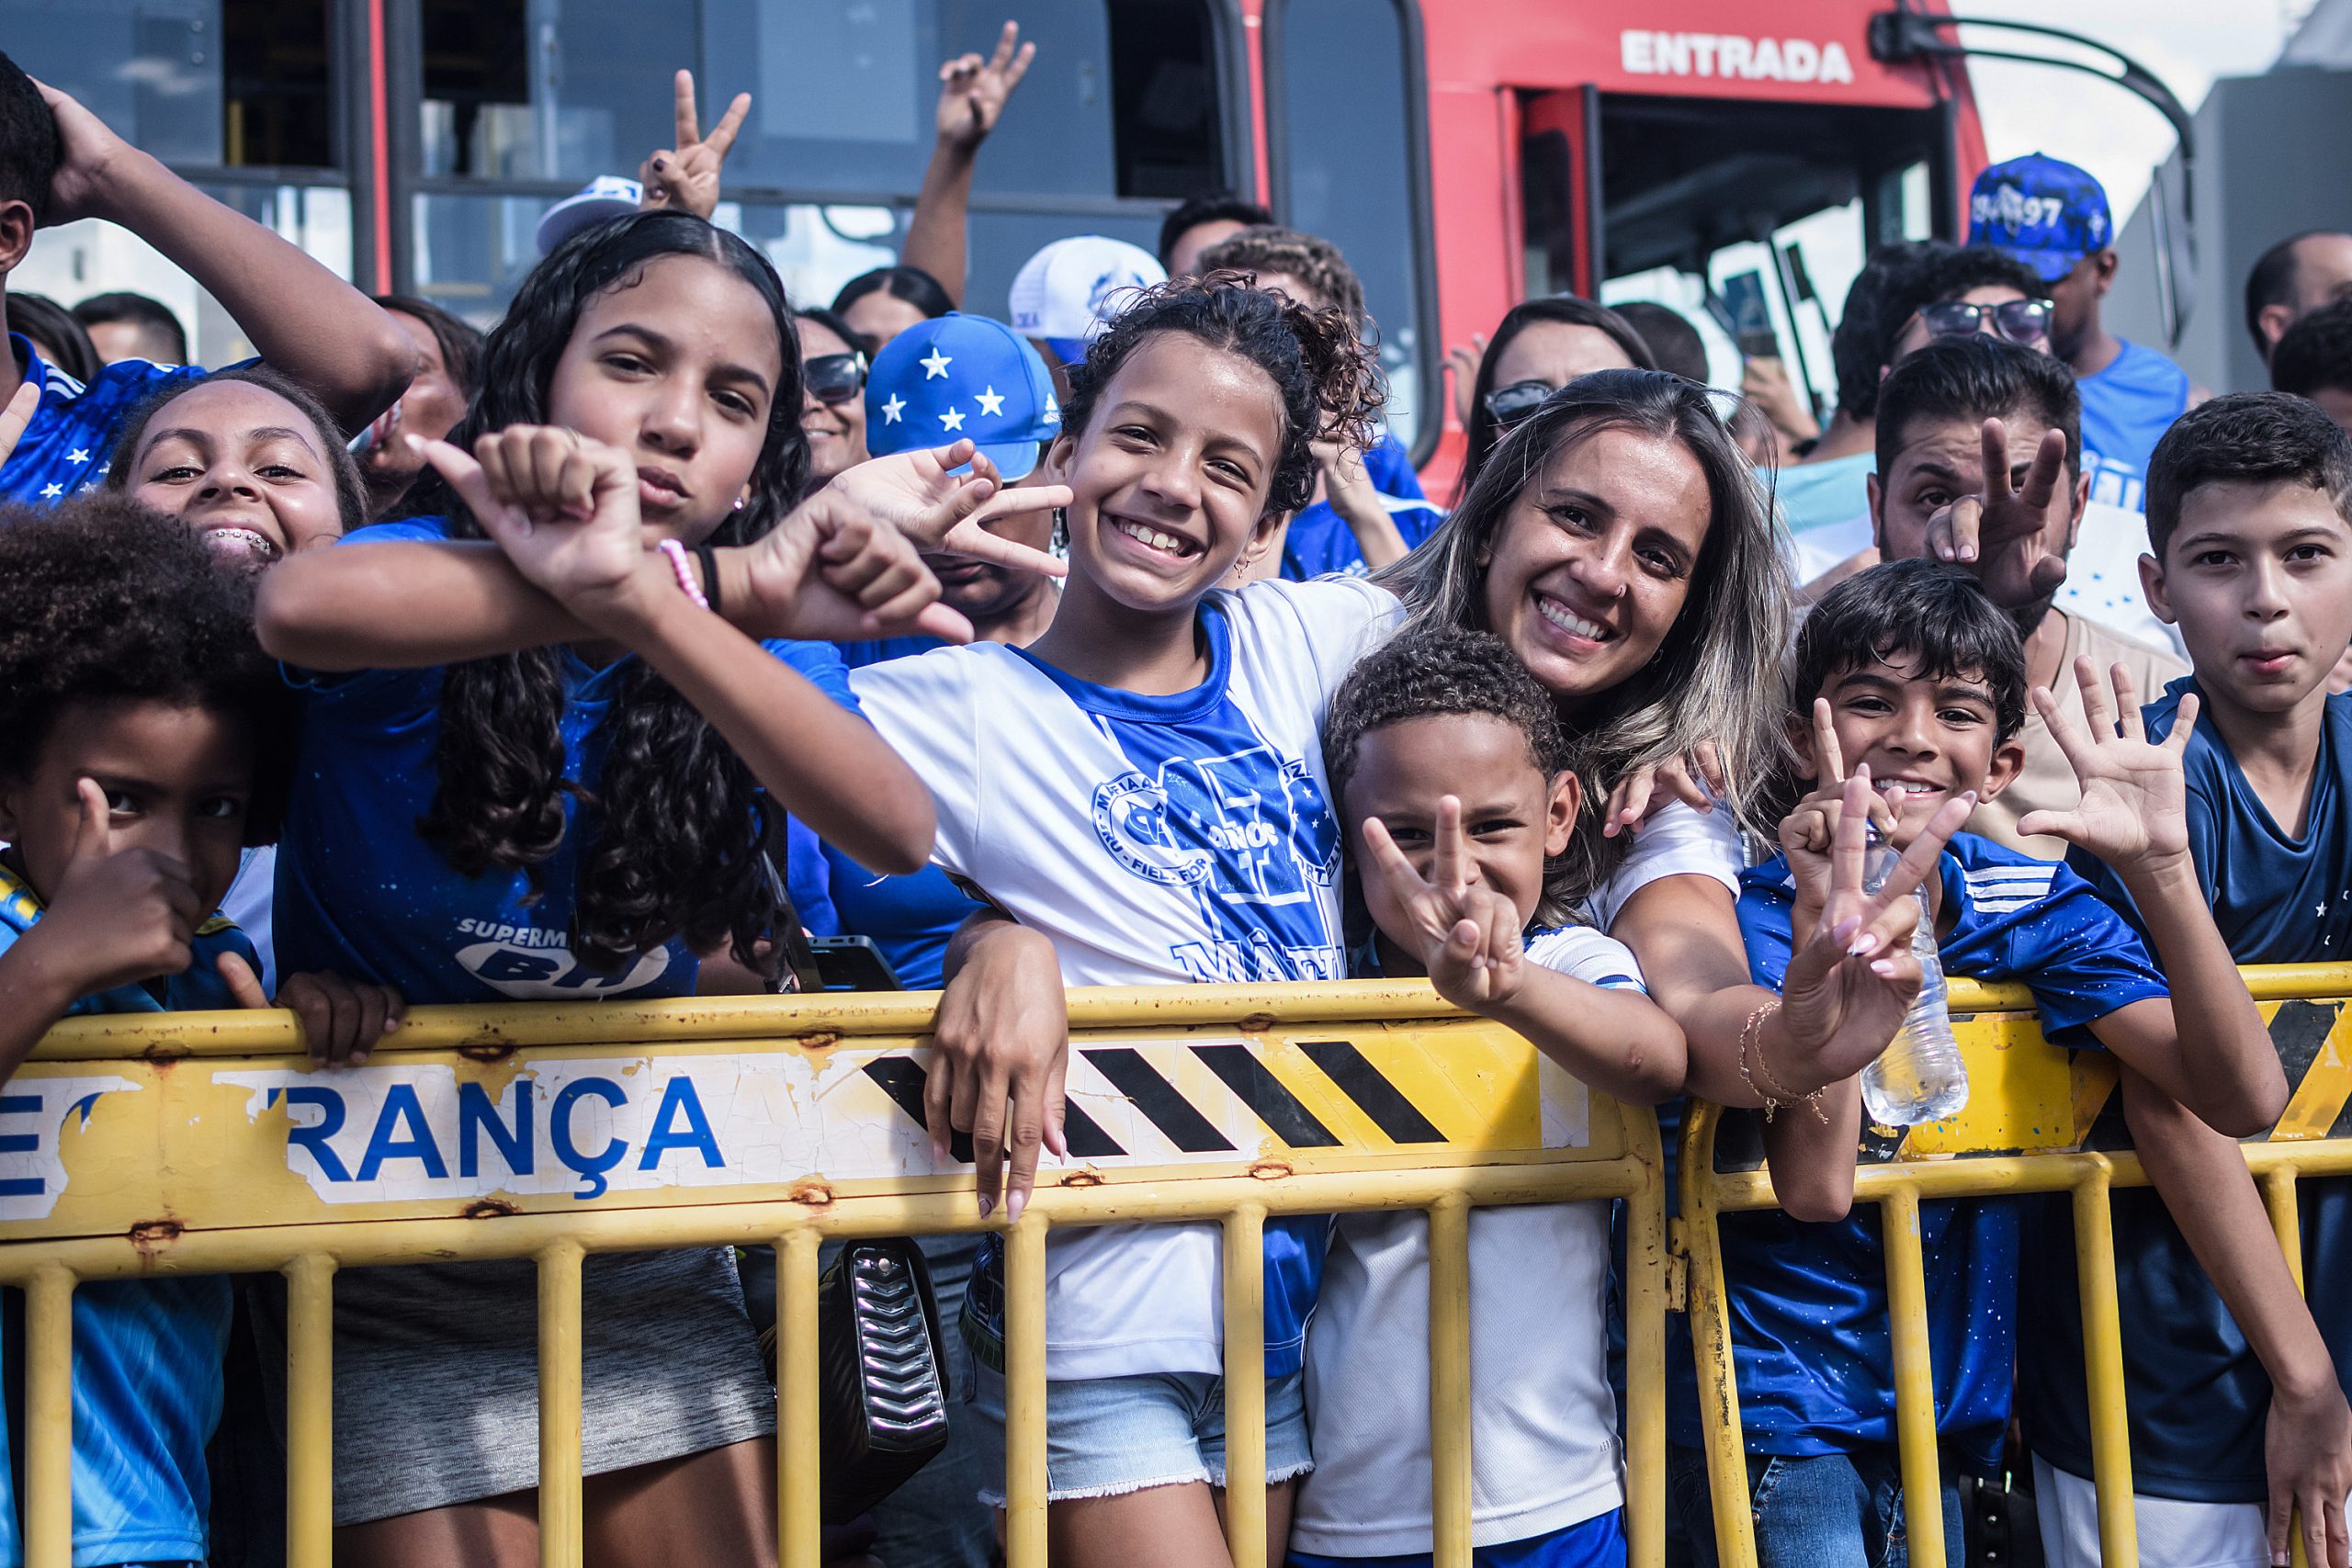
0;979;1668;1568
1679;964;2352;1568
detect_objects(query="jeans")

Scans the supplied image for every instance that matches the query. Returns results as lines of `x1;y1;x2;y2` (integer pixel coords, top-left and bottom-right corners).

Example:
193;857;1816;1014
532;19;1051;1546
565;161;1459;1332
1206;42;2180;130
865;1236;995;1568
1668;1444;1964;1568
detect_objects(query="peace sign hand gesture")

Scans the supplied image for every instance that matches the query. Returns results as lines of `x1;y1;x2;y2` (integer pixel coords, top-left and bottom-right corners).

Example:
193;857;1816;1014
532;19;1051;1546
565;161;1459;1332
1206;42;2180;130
1779;698;1896;927
1358;798;1528;1010
937;22;1035;150
639;71;751;222
2015;657;2195;874
1777;773;1973;1089
1924;417;2072;609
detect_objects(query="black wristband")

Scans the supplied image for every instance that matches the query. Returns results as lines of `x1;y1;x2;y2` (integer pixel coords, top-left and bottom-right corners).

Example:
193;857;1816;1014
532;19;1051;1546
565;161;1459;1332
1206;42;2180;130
694;543;722;620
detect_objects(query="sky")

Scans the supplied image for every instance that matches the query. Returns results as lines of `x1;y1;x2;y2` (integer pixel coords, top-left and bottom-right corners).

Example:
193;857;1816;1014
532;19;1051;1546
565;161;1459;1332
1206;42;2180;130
1951;0;2307;220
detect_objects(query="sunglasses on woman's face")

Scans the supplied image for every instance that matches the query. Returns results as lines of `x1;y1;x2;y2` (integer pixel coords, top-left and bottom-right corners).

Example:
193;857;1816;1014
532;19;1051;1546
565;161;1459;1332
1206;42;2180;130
805;352;868;406
1483;378;1559;431
1917;298;2054;346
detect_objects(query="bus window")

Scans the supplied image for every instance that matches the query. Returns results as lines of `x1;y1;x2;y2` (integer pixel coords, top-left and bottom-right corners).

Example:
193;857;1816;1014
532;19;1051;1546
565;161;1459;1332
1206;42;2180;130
3;1;345;367
413;0;1232;318
6;0;333;169
418;0;1220;200
1267;0;1436;457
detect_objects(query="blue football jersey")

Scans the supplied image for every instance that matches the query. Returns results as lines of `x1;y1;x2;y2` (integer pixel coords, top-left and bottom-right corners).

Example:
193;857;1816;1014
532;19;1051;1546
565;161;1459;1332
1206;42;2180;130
1665;833;2166;1463
2076;338;2190;513
271;516;864;1004
1279;431;1446;581
0;336;203;506
0;865;253;1566
2020;681;2352;1502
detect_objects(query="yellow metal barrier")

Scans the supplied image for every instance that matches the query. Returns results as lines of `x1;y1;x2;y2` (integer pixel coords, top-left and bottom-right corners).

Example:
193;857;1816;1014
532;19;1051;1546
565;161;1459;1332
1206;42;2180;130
1680;964;2352;1568
0;979;1668;1568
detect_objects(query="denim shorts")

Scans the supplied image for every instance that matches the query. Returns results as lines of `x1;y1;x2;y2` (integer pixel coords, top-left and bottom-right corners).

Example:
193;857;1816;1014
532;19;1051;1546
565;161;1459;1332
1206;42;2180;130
1668;1443;1962;1568
968;1363;1312;1504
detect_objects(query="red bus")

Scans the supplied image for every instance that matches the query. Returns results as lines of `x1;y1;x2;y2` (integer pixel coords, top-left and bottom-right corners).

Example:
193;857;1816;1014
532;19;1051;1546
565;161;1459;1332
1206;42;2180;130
10;0;1994;474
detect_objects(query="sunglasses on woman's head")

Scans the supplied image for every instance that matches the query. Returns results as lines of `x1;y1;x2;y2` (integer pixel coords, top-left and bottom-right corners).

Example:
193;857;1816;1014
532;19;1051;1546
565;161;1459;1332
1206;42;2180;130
1918;298;2054;346
805;352;868;405
1483;378;1558;431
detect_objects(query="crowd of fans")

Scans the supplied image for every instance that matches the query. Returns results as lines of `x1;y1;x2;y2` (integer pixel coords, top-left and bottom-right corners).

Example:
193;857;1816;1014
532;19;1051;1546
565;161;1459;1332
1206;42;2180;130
4;22;2352;1568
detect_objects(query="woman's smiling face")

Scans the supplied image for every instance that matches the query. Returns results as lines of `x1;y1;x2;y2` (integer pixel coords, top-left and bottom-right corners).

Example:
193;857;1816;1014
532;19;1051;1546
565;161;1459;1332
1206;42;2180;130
1047;331;1288;615
1478;424;1714;703
795;314;867;484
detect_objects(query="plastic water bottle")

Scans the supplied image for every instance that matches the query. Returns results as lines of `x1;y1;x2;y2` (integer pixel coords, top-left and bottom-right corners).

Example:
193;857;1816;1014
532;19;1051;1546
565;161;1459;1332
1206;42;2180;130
1857;840;1970;1127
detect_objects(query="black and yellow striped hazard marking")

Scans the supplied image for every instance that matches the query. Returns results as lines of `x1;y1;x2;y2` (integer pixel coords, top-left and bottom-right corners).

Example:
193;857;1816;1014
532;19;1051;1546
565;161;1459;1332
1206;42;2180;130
1711;998;2352;1174
861;1028;1549;1166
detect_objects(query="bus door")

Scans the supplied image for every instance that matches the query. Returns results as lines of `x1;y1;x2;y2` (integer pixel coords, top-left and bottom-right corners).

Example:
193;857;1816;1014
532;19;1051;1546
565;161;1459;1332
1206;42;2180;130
1520;85;1958;420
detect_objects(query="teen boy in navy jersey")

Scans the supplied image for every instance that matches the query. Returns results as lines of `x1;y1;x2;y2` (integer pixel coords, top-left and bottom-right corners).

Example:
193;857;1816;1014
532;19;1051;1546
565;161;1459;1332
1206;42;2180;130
2019;394;2352;1568
1667;561;2288;1567
0;51;410;504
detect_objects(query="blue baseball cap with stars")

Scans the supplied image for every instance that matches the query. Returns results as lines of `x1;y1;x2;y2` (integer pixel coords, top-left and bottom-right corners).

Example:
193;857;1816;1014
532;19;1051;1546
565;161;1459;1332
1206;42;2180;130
864;311;1060;481
1966;152;2113;284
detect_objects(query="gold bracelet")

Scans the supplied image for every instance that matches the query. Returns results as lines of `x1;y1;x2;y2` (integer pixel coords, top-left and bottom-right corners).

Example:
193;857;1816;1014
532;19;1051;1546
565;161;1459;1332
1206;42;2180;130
1741;1001;1828;1125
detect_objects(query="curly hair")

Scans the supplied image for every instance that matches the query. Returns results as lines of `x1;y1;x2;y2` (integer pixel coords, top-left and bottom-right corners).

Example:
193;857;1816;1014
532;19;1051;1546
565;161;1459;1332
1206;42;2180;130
1324;625;1594;926
416;210;808;979
105;364;371;536
0;493;292;841
1194;226;1367;328
1062;270;1383;518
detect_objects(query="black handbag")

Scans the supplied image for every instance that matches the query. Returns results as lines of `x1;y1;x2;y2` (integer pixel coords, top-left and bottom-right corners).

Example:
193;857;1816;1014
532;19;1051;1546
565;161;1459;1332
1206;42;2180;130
756;1237;952;1523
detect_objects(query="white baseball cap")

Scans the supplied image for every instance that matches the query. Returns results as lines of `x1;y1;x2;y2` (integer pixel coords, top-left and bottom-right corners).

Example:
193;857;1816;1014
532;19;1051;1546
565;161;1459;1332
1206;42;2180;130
1007;236;1167;367
536;176;643;257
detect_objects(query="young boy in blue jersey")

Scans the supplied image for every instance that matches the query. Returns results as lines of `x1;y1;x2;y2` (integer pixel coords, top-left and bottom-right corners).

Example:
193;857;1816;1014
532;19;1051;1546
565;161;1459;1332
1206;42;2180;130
1666;559;2289;1568
0;495;399;1568
0;51;410;505
2018;393;2352;1568
1286;624;1684;1568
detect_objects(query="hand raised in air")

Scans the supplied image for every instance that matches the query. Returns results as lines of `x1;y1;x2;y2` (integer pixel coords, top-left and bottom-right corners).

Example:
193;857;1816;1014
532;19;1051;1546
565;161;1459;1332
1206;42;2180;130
2015;656;2195;874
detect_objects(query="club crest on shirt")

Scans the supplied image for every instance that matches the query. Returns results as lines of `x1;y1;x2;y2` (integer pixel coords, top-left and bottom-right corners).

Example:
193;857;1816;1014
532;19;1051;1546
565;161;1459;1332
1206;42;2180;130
1091;746;1339;907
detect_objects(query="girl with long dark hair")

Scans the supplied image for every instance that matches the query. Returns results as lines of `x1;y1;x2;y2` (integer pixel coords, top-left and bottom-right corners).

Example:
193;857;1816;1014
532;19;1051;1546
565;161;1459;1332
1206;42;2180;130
253;209;1054;1567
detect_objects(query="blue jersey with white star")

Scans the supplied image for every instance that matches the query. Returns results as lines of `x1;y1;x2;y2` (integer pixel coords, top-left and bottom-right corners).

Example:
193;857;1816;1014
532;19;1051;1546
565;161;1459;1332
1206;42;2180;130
273;516;864;1004
0;865;253;1566
1664;833;2165;1464
0;336;204;506
1279;432;1446;581
2020;681;2352;1502
852;577;1400;1381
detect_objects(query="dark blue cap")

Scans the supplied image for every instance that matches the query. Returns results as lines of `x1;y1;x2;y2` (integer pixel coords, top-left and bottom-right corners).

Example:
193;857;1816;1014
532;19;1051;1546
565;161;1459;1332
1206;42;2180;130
865;311;1061;480
1966;152;2112;284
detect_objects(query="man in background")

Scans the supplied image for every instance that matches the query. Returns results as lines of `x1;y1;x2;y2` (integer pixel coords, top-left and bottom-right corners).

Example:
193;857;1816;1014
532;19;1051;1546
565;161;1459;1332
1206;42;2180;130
1968;152;2199;512
72;288;187;366
2245;230;2352;368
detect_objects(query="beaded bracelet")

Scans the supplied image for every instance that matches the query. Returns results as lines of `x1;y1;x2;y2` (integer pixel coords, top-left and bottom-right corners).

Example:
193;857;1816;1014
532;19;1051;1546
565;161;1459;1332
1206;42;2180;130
655;537;709;611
